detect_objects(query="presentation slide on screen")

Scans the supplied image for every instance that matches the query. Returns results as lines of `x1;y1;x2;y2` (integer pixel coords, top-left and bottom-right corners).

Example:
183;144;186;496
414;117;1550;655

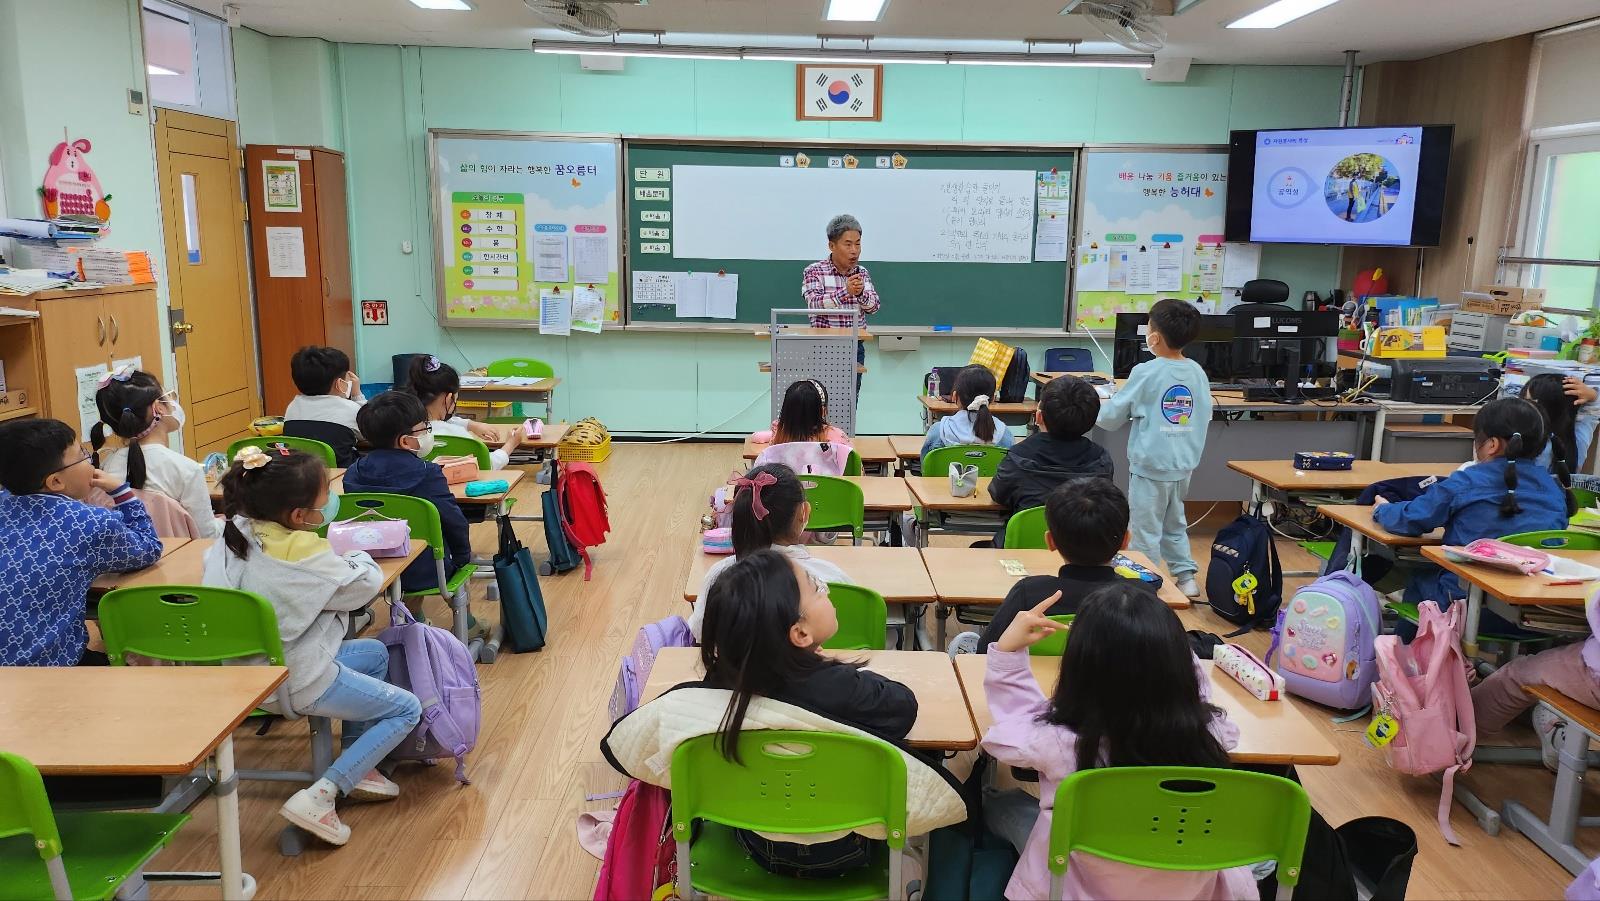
1249;127;1423;245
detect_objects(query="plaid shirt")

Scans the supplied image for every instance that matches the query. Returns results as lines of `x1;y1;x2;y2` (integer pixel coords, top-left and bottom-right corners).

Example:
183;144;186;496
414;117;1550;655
802;258;880;329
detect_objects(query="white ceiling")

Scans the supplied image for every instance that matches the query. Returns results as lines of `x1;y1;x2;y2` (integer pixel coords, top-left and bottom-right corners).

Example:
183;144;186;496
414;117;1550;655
190;0;1598;65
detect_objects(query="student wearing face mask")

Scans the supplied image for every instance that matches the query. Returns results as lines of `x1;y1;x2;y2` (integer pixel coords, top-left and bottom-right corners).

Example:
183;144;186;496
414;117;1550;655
91;365;221;538
285;346;367;467
340;391;471;598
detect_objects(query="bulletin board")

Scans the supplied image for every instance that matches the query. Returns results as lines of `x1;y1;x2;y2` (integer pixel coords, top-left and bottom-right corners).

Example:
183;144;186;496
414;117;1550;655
429;130;623;328
1072;148;1240;330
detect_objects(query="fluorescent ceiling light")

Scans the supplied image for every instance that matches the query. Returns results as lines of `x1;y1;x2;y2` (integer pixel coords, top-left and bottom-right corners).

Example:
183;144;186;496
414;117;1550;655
956;56;1150;68
1227;0;1341;28
146;63;181;76
532;43;738;60
825;0;888;22
408;0;472;9
532;39;1150;68
742;51;944;64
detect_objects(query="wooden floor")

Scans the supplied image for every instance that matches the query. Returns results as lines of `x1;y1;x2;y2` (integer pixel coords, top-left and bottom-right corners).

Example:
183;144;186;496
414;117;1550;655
146;442;1592;900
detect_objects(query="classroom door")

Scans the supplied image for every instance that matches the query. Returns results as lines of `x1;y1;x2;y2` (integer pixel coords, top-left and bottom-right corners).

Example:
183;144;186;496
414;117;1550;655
154;109;260;458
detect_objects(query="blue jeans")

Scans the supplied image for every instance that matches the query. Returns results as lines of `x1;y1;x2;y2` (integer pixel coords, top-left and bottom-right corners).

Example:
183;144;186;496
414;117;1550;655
1128;474;1198;578
297;639;421;795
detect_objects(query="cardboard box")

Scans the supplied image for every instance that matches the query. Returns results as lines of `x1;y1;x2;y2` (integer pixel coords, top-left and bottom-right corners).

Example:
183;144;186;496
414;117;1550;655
1463;285;1547;316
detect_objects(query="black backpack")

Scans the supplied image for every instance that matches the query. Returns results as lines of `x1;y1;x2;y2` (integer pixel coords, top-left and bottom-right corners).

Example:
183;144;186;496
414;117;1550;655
1204;510;1282;635
998;348;1031;402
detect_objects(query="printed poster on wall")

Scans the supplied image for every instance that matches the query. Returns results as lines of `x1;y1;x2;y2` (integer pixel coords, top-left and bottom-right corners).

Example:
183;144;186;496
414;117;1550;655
1074;151;1228;331
262;160;302;213
432;133;621;326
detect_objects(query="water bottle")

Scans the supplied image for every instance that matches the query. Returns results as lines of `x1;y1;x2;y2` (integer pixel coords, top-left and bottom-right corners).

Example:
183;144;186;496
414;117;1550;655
925;371;938;397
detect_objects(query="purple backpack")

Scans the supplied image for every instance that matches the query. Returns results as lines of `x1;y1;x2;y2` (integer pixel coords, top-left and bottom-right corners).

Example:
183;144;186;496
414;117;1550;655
379;601;481;783
609;616;692;724
1266;571;1381;710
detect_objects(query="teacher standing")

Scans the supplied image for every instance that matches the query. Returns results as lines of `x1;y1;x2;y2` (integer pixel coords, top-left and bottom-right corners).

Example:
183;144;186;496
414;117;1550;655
802;214;880;395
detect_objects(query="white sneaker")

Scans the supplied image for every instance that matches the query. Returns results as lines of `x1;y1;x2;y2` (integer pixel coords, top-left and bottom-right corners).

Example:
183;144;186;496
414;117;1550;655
1177;577;1201;600
348;769;401;802
947;631;981;657
280;788;352;845
1533;705;1567;772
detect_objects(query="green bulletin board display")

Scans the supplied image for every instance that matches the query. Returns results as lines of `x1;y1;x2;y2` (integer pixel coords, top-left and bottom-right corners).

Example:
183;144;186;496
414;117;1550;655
624;142;1076;328
1073;149;1229;331
429;130;623;327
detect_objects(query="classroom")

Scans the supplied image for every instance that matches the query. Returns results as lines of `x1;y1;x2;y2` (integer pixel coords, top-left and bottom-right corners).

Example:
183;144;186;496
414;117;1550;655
5;0;1600;898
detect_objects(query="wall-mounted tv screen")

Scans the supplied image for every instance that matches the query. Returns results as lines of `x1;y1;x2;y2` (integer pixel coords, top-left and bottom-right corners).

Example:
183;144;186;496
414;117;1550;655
1224;125;1454;247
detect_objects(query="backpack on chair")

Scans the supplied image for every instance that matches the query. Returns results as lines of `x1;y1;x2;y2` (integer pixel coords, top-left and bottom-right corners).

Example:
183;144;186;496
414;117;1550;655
998;347;1032;403
379;600;481;783
1205;510;1283;635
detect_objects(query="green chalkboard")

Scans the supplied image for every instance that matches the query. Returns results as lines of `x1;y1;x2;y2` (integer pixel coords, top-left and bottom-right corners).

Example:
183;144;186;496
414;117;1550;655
625;142;1075;328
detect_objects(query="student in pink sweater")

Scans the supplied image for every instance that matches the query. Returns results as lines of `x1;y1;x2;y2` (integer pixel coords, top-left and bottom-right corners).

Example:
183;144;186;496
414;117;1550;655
980;582;1255;901
751;379;848;446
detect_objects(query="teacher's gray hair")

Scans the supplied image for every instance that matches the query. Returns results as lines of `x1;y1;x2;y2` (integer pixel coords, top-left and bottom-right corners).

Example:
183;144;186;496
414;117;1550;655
826;214;862;242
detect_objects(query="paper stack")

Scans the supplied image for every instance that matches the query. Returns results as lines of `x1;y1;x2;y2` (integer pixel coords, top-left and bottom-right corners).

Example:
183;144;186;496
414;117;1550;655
21;245;155;285
0;217;105;242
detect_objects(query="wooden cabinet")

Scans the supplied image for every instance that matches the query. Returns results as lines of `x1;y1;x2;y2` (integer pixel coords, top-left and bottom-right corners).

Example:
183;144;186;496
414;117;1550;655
244;145;354;413
15;284;162;435
0;312;44;424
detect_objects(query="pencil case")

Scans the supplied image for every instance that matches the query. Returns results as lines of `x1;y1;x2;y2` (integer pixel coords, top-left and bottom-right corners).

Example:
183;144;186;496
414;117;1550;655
436;455;482;485
1214;644;1284;701
702;527;733;555
464;479;509;497
1294;451;1355;471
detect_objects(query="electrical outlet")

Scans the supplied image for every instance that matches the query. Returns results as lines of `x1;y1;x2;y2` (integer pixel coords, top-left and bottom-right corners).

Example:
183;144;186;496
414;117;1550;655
127;88;145;116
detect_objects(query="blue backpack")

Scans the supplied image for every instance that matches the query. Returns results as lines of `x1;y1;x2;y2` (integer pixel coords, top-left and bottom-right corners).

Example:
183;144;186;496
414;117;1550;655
540;461;583;576
1204;511;1282;635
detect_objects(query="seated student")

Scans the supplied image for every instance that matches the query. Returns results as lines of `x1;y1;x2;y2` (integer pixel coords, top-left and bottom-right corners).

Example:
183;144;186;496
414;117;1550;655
206;446;420;846
284;346;366;467
700;549;916;879
692;463;849;640
1374;397;1568;630
753;379;849;445
981;582;1250;901
921;364;1015;458
0;418;163;666
404;355;523;470
988;375;1111;541
341;392;471;601
92;366;221;539
1522;373;1598;514
971;478;1155;652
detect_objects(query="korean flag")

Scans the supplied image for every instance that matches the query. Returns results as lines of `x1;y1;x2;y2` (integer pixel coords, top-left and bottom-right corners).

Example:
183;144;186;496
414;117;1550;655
800;66;878;119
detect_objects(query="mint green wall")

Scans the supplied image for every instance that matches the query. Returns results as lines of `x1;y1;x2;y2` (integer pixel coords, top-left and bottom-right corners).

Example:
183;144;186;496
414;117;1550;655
233;30;344;151
232;28;277;147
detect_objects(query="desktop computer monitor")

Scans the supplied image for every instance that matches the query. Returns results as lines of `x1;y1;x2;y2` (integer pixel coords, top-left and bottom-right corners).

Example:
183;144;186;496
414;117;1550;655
1232;310;1341;401
1112;313;1238;381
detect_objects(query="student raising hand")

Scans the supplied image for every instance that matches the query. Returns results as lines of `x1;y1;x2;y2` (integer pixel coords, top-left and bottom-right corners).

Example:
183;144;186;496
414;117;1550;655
994;592;1070;653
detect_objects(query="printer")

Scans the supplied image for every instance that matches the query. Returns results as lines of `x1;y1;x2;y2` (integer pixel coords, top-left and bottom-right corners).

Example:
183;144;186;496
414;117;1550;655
1387;357;1501;405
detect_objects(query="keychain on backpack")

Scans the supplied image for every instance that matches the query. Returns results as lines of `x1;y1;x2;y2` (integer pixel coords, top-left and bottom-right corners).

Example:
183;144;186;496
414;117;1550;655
1232;570;1259;616
1366;712;1399;748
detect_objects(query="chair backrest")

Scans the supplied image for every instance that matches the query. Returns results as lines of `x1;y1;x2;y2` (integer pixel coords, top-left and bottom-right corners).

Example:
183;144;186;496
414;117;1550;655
1004;505;1050;549
426;433;493;470
799;474;865;542
337;492;446;561
823;583;889;650
923;444;1009;478
844;449;864;476
1500;529;1600;551
486;357;555;379
0;751;63;866
671;730;907;847
99;585;286;666
1574;487;1597;511
1044;348;1093;373
228;436;337;469
1048;766;1310;898
1029;615;1075;657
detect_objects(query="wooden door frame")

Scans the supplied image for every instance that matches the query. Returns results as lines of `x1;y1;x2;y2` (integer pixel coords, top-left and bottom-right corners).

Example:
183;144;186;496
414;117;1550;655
152;108;262;453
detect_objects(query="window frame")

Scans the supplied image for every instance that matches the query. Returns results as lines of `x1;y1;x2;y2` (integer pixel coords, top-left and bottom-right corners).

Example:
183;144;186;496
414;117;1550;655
1512;123;1600;313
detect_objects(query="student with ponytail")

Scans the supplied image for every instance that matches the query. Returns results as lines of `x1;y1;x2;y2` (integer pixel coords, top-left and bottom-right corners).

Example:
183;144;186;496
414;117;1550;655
921;364;1015;457
205;445;419;848
1375;397;1568;629
91;366;220;538
404;355;523;470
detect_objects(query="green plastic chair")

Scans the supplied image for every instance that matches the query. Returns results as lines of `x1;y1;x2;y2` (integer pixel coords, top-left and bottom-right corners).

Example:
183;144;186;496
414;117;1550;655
227;435;337;469
844;449;864;476
0;751;189;901
824;583;889;651
923;444;1008;478
336;493;478;644
485;357;555;419
1574;487;1597;510
1048;766;1311;901
1003;505;1049;550
670;730;908;901
1500;529;1600;552
802;475;866;545
426;433;493;470
1029;614;1075;657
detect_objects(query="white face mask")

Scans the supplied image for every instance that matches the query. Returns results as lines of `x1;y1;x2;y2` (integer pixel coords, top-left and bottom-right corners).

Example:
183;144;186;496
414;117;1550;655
165;399;186;430
409;431;436;458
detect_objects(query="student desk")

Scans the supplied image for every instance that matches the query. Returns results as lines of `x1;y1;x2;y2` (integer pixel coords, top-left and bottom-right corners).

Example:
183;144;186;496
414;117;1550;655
0;665;289;899
329;467;523;510
919;394;1037;429
952;655;1340;767
456;375;560;423
889;435;927;466
1498;685;1600;876
920;547;1187;645
473;421;571;461
641;647;977;751
1317;503;1443;571
904;475;1003;547
682;542;936;603
1227;459;1456;516
1029;371;1111;388
209;467;344;504
741;435;898;474
1421;545;1600;659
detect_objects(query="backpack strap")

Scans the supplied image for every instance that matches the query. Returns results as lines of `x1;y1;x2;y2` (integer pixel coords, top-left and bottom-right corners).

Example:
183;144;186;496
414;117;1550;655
1264;608;1286;667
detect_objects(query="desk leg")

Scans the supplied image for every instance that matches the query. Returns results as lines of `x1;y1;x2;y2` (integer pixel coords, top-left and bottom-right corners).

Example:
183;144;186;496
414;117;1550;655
1346;532;1364;574
935;604;950;648
1462;584;1484;659
1370;406;1388;460
1502;710;1594;875
215;736;253;901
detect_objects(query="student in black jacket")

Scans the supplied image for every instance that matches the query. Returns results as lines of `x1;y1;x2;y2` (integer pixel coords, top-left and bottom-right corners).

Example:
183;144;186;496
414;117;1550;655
977;477;1157;651
988;374;1113;543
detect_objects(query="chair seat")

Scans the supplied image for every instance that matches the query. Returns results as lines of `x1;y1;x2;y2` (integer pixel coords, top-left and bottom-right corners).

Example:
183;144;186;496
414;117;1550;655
688;822;889;901
0;811;188;901
404;563;479;599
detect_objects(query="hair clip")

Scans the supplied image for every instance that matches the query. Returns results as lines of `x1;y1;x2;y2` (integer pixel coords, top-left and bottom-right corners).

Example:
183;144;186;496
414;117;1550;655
967;394;991;412
809;379;827;403
425;355;442;372
269;442;293;457
233;445;271;471
97;364;136;390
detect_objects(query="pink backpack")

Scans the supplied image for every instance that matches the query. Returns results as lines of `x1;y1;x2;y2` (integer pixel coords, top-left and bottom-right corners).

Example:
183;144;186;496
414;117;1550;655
592;779;676;901
753;441;851;476
1373;601;1475;845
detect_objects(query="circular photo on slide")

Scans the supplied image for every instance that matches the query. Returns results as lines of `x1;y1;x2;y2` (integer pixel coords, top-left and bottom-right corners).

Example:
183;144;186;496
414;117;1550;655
1324;153;1402;224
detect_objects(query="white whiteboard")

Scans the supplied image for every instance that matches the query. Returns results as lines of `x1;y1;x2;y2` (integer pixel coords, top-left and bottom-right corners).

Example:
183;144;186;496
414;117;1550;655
671;165;1036;264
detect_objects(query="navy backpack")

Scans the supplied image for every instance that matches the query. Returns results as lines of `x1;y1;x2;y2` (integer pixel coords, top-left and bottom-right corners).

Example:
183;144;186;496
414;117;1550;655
1204;510;1283;635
